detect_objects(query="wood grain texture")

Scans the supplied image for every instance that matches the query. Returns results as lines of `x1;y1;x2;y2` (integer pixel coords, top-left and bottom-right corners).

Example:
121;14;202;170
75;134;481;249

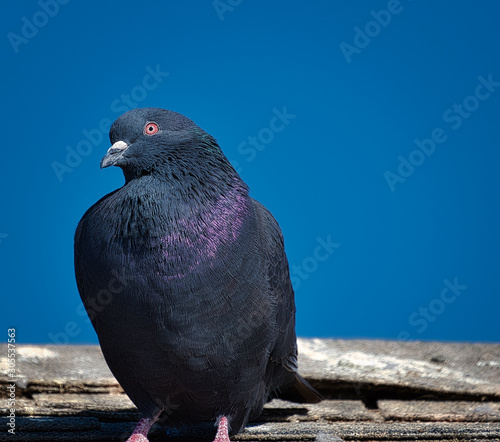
1;339;499;441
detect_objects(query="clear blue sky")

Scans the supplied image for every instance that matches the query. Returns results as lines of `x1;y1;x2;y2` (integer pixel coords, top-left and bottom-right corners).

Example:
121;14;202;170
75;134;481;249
1;1;499;344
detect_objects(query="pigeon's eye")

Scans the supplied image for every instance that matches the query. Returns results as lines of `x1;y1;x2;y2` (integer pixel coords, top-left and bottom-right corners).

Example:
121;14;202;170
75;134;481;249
144;122;159;135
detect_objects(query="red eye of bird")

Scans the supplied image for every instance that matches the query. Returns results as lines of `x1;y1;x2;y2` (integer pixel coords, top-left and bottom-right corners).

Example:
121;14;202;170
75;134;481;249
144;122;159;135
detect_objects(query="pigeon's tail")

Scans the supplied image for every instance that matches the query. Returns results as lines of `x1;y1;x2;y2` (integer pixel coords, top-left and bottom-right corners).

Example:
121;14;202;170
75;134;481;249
276;373;323;404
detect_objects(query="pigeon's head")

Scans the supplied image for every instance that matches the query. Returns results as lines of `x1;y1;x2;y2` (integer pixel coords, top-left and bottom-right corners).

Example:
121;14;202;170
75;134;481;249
101;108;231;183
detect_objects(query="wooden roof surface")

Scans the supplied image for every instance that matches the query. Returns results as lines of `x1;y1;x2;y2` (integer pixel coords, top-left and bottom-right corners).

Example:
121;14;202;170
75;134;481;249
1;339;499;441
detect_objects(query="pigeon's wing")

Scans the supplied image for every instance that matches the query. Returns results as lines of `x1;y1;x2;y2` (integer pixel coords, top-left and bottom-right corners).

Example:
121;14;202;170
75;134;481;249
252;199;323;404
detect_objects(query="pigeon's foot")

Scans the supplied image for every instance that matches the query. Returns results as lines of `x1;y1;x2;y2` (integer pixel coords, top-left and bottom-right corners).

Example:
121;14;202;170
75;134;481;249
126;435;148;442
126;416;158;442
213;416;231;442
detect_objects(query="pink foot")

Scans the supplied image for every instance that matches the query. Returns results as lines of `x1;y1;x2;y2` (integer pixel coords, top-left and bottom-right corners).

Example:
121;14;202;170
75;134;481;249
213;416;231;442
126;416;158;442
126;435;149;442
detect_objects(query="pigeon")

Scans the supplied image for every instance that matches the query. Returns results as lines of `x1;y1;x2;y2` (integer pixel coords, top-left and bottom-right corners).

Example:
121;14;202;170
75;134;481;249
74;108;322;442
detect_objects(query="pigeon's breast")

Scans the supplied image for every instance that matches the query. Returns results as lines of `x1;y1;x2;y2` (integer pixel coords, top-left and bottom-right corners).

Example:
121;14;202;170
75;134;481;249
76;182;260;323
155;190;252;281
75;182;279;427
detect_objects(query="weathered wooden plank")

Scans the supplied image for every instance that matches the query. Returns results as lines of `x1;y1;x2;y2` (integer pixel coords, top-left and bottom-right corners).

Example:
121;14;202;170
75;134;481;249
298;339;500;399
309;422;500;441
2;340;499;400
0;396;376;422
0;344;120;397
1;341;500;441
0;394;140;420
32;393;136;412
262;399;381;422
378;399;500;422
1;418;500;441
13;396;500;425
2;396;500;440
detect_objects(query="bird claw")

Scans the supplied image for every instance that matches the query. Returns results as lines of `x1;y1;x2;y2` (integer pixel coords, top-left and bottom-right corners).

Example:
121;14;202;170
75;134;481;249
213;416;231;442
125;416;157;442
126;435;149;442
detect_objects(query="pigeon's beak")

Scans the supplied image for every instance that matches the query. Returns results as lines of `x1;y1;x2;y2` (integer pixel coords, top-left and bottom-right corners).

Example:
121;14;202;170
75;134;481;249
100;141;129;169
